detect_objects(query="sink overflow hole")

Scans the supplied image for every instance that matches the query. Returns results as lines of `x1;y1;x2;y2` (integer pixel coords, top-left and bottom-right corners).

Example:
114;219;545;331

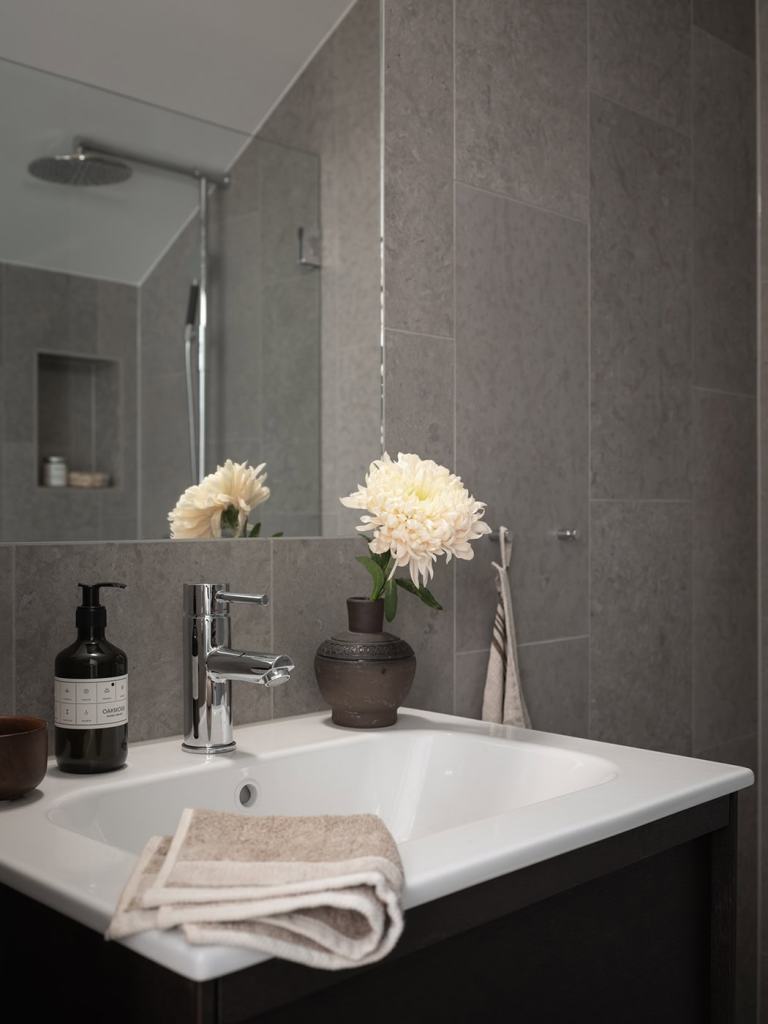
238;783;258;808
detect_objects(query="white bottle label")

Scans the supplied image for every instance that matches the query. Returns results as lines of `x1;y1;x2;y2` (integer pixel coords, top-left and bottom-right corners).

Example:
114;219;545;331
54;675;128;729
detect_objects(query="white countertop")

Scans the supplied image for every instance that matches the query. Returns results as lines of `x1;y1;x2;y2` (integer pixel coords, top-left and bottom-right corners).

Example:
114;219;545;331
0;709;753;981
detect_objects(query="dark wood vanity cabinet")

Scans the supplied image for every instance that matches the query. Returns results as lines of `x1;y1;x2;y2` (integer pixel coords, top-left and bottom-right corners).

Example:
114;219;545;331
2;795;738;1024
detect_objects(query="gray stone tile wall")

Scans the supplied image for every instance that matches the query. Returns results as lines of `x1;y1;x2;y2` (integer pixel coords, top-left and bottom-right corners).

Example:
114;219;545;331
0;265;139;542
590;95;692;500
590;0;691;133
6;535;456;735
454;184;588;648
693;28;756;396
589;500;692;755
384;1;756;1010
261;0;382;533
384;0;453;337
757;4;768;1011
455;0;588;220
0;0;759;1014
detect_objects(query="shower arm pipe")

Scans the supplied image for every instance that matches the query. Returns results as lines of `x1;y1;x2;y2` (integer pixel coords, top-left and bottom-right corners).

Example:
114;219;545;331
197;176;208;484
75;138;231;189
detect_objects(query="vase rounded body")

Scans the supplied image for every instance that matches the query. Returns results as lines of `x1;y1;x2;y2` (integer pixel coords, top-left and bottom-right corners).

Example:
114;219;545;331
314;598;416;728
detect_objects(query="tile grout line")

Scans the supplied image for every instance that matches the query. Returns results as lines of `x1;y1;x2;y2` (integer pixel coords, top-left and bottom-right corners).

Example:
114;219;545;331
693;384;757;401
451;0;458;717
455;178;588;226
689;0;697;764
10;545;16;714
458;634;591;657
136;286;143;538
755;0;764;1001
268;538;275;720
385;326;454;343
586;0;593;741
379;0;387;458
590;497;693;505
520;634;590;650
691;19;757;62
589;87;691;141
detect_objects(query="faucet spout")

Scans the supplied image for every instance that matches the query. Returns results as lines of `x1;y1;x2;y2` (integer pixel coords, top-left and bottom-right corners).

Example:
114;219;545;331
207;647;294;687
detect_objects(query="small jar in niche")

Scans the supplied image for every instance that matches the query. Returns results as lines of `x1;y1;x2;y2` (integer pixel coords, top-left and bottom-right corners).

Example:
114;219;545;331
42;455;68;487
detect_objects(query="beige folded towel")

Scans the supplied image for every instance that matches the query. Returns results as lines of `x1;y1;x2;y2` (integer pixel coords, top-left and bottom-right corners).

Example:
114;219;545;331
107;809;404;970
481;528;531;728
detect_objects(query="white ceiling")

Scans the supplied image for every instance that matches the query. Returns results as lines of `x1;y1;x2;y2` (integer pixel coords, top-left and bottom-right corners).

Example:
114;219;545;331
0;1;355;132
0;0;358;284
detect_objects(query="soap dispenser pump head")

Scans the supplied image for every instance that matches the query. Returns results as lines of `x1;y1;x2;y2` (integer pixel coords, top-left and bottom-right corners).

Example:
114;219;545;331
76;581;126;631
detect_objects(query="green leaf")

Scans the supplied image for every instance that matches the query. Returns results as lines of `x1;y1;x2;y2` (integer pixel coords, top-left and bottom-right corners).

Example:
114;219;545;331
248;521;262;538
355;555;385;600
359;536;390;570
271;531;284;538
395;578;419;596
416;586;444;611
395;578;444;611
384;579;398;622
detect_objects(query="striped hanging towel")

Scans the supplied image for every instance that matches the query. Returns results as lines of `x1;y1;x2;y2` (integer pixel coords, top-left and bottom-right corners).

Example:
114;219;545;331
481;527;531;728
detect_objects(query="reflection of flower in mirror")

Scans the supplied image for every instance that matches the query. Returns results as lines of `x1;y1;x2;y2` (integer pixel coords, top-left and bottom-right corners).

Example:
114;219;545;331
168;459;270;539
341;452;490;621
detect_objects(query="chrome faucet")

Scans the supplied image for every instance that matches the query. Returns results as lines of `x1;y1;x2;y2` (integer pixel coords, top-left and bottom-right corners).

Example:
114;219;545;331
182;582;294;754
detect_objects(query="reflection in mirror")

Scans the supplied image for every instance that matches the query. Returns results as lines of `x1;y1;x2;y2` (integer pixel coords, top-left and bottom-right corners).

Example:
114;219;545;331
0;0;382;543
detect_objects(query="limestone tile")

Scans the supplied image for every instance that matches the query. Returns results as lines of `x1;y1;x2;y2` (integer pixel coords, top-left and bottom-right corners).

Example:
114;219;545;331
0;546;14;714
693;29;756;396
693;0;755;55
692;391;757;753
519;638;589;739
384;331;454;470
454;649;489;720
590;95;692;499
456;0;588;219
590;0;691;133
384;0;453;336
455;183;588;649
272;537;363;717
590;501;692;755
13;539;273;740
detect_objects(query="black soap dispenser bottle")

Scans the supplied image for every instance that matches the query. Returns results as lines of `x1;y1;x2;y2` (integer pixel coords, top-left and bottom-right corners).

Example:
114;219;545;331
54;582;128;774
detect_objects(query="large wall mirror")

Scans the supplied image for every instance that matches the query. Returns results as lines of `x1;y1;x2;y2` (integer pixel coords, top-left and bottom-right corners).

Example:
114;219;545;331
0;0;382;542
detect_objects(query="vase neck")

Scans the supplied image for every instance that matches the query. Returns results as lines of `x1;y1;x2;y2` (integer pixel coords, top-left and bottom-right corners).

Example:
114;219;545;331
347;597;384;633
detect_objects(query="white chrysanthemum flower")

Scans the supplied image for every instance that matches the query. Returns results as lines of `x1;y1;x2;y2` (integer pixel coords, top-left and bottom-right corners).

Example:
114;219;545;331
341;452;491;587
168;459;270;539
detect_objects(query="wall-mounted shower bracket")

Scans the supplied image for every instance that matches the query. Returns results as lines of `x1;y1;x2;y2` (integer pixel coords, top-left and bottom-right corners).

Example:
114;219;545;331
298;226;322;269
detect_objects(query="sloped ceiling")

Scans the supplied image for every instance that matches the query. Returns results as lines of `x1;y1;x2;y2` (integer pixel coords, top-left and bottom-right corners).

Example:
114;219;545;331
0;0;358;284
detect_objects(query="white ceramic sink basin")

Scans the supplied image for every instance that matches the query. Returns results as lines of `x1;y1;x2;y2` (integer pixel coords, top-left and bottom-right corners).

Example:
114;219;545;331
0;709;753;983
48;728;617;853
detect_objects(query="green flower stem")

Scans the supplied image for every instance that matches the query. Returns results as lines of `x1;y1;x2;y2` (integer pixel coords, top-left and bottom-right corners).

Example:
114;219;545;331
355;540;443;622
371;555;394;600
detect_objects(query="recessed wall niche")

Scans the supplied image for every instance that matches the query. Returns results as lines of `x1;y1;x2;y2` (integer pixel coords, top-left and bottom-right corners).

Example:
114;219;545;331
37;352;120;488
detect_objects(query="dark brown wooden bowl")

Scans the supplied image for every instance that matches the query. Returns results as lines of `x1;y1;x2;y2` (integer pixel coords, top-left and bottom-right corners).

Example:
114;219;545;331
0;716;48;800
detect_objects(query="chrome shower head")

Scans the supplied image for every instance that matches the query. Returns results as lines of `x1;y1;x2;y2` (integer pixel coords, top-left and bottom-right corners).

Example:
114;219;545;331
28;148;132;186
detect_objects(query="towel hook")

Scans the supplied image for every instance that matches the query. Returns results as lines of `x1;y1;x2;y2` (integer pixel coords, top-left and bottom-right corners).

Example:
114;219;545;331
496;525;511;572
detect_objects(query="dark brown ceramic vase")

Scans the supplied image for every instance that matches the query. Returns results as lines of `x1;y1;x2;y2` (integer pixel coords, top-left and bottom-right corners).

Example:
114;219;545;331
314;598;416;728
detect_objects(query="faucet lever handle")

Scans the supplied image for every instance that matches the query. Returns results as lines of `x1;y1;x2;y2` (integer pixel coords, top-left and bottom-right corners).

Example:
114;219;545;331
216;591;269;606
